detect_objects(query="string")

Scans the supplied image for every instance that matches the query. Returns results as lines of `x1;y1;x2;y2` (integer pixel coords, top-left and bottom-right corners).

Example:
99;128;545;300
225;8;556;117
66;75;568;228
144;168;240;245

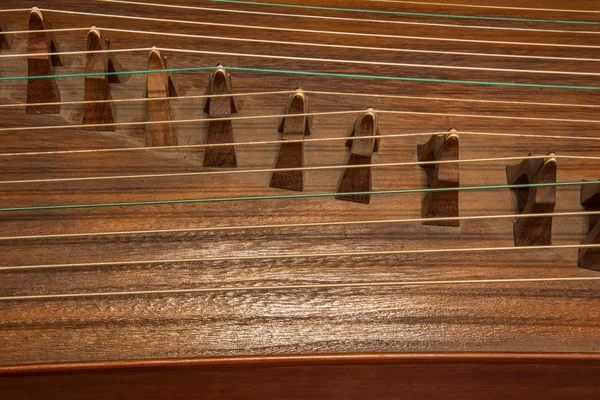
1;181;597;213
4;46;600;77
4;33;600;64
365;0;600;14
1;154;597;186
5;65;600;91
4;107;600;135
1;243;598;272
3;276;600;302
0;27;90;34
100;0;600;26
0;110;362;132
2;88;600;111
7;17;600;50
3;130;600;159
0;8;33;13
2;210;598;242
0;90;295;109
32;8;600;38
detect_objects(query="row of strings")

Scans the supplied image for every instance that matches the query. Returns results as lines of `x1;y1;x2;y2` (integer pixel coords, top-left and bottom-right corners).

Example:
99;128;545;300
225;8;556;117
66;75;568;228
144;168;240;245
0;11;598;185
0;1;599;300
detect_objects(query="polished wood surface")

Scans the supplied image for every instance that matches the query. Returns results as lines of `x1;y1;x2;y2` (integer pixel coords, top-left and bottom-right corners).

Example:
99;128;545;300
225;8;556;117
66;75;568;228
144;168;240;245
0;0;599;395
3;354;600;399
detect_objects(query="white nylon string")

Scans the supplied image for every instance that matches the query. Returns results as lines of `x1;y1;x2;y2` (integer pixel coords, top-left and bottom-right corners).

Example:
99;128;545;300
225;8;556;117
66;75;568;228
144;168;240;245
2;89;600;111
3;109;600;134
3;276;600;302
1;243;599;272
0;110;362;133
2;45;599;77
3;31;600;63
0;90;295;109
0;8;34;13
1;154;598;186
2;210;598;242
2;130;600;159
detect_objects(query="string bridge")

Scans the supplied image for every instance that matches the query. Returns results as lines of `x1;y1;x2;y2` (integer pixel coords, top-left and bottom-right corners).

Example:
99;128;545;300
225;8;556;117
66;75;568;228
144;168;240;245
506;153;557;246
0;20;13;49
579;182;600;271
270;87;312;191
335;108;379;204
203;64;238;168
145;47;178;147
81;27;127;130
26;7;62;114
417;129;460;226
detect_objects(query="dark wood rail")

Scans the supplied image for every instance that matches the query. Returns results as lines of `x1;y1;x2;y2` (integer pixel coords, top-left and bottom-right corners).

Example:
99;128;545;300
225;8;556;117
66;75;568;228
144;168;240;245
2;353;600;399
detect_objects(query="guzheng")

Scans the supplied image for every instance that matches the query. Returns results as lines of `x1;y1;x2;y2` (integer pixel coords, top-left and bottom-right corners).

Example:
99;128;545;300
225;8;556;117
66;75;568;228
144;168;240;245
0;0;600;398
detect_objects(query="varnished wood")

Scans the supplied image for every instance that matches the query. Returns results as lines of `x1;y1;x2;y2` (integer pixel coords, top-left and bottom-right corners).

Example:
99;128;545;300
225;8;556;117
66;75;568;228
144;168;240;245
2;354;600;400
1;0;600;396
417;130;460;226
506;154;557;246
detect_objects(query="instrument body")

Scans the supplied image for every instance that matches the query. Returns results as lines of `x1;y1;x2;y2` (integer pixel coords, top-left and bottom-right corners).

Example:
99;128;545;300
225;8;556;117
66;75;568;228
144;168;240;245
0;0;599;397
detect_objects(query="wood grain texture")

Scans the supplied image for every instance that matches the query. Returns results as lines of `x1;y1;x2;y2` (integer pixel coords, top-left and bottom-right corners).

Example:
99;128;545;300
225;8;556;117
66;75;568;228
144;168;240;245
0;0;599;386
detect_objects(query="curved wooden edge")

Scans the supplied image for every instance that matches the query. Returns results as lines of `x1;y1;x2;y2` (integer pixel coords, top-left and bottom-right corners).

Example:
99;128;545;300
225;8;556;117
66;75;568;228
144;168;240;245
2;352;600;376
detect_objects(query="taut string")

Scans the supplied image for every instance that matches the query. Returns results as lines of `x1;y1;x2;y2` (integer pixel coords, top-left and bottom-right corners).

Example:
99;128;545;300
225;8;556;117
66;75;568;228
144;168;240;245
3;46;600;77
1;154;598;186
2;130;599;159
2;108;600;134
3;89;600;111
4;65;600;91
0;90;294;109
2;210;598;242
1;243;599;272
2;276;600;302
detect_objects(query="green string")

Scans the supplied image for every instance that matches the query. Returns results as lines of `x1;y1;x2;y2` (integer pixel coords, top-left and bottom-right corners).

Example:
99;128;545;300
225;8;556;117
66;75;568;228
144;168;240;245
208;0;600;25
2;65;600;91
2;181;597;213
